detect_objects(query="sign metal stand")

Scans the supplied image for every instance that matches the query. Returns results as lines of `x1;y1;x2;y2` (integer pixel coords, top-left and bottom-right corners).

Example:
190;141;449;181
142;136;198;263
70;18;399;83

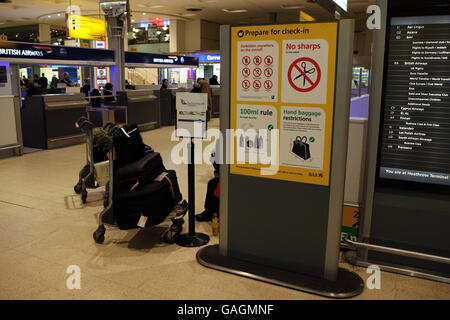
176;138;210;247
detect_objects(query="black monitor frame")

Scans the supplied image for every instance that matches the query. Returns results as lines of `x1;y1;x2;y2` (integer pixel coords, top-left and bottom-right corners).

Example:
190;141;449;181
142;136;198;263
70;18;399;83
374;0;450;195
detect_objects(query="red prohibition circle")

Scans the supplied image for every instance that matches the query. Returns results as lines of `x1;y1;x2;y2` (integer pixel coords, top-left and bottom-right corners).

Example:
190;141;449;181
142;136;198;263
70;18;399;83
264;80;273;90
253;80;261;89
242;56;251;66
264;67;273;78
253;55;262;65
242;67;250;77
253;67;262;77
287;57;321;92
242;80;250;90
264;55;274;65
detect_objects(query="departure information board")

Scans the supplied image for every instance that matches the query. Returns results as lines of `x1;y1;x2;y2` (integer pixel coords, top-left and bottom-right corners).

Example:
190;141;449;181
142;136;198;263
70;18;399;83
379;15;450;186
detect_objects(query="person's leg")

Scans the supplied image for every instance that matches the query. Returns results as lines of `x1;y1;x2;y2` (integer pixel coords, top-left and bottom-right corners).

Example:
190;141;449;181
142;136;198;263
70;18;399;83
195;177;219;221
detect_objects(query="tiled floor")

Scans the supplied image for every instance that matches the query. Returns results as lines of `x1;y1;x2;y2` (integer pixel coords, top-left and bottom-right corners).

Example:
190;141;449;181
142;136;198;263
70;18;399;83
0;118;448;300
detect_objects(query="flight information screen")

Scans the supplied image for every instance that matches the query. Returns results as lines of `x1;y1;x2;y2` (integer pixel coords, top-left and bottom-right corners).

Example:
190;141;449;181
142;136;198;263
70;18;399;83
379;15;450;186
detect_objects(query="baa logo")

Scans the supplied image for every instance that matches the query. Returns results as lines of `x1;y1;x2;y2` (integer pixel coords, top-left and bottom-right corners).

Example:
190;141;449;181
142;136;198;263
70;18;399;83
238;30;244;38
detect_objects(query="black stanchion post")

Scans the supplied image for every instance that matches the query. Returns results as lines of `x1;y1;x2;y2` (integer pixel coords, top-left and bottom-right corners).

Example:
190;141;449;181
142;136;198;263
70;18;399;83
188;138;195;236
176;138;210;247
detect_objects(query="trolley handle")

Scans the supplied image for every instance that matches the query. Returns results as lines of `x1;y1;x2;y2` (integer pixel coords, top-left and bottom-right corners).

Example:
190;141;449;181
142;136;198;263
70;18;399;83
103;122;116;131
75;116;94;133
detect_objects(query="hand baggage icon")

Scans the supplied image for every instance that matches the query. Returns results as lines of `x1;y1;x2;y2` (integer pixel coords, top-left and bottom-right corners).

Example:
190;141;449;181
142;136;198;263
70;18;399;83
292;136;311;160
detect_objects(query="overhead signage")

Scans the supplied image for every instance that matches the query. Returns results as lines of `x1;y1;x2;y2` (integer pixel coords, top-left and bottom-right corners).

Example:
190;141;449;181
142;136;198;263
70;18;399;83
0;41;115;64
125;51;199;67
333;0;348;12
0;35;7;41
186;54;220;63
300;11;315;22
230;22;338;186
67;14;106;41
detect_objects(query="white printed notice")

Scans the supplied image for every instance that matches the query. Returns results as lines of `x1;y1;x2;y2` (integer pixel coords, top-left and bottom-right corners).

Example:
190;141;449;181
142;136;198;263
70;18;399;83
236;104;277;162
281;39;329;105
176;92;207;139
280;106;325;170
237;41;279;102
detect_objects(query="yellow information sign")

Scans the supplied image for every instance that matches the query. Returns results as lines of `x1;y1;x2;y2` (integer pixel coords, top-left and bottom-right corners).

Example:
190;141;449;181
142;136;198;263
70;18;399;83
0;35;7;41
67;14;106;41
230;23;338;186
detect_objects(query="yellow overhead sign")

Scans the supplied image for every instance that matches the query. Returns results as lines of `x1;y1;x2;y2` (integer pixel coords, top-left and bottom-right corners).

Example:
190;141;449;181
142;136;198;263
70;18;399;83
230;22;338;186
67;14;106;41
0;35;7;41
300;11;315;22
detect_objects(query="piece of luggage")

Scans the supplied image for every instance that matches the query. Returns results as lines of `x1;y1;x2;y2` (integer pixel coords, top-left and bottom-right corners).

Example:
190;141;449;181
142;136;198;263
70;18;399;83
115;151;166;191
292;136;311;160
113;170;182;230
112;124;146;166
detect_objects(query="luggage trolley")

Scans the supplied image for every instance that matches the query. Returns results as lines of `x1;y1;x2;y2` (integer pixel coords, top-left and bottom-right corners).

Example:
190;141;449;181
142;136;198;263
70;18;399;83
73;117;109;203
87;123;188;244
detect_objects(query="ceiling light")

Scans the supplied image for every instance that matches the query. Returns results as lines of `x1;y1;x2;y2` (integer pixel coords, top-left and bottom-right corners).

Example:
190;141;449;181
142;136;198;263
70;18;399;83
280;4;305;9
222;9;248;13
132;19;135;22
142;12;146;15
181;13;197;17
48;15;51;18
57;13;61;17
149;5;164;9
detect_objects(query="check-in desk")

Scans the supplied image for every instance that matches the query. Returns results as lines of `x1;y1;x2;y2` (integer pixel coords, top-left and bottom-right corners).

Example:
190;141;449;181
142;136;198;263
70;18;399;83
116;89;160;131
21;93;88;149
159;88;176;126
87;106;115;128
211;87;220;118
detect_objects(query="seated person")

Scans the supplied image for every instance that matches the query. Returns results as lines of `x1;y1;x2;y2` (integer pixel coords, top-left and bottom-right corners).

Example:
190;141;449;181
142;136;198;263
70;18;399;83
90;88;101;108
125;80;135;90
26;80;42;96
80;79;90;96
103;83;115;102
191;82;201;93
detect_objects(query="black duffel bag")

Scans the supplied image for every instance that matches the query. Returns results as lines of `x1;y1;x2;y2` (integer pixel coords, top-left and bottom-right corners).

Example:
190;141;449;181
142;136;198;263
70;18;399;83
111;124;146;166
113;170;182;230
114;151;166;191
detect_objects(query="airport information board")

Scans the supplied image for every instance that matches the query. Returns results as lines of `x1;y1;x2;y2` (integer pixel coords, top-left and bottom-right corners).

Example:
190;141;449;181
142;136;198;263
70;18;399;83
379;15;450;186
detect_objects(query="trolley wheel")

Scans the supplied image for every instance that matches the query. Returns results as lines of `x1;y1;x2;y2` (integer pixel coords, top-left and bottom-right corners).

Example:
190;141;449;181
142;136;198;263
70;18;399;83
163;219;184;244
74;183;82;194
93;225;106;244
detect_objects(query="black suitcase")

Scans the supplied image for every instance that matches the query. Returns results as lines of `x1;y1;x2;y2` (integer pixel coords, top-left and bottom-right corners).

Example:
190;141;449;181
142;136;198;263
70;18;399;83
113;170;182;230
115;151;166;191
112;124;146;166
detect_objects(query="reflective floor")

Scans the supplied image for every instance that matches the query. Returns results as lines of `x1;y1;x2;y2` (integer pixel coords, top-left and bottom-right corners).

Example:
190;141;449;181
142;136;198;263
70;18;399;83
0;118;448;300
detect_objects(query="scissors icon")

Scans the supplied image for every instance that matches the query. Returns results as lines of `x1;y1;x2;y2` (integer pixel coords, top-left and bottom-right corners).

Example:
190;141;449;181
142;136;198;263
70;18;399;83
293;61;316;87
